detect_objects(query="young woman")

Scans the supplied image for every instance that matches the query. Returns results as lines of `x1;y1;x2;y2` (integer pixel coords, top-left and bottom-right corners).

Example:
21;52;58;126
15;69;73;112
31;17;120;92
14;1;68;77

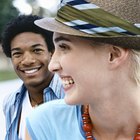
25;0;140;139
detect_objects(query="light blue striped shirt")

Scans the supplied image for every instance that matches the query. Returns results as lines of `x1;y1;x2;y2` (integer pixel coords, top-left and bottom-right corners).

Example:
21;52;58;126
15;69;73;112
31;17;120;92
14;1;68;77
3;74;65;140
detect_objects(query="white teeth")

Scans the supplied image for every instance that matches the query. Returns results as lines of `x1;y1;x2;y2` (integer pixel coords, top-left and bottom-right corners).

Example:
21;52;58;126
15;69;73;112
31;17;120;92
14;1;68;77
62;78;74;88
69;79;73;84
65;81;69;85
24;69;38;74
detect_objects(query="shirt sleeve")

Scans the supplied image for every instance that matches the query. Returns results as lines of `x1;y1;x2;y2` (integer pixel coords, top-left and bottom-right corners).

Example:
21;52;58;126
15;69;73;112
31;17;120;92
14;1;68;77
2;92;12;115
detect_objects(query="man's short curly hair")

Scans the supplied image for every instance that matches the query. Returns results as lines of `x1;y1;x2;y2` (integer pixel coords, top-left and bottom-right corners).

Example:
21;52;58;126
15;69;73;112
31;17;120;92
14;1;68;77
1;14;54;58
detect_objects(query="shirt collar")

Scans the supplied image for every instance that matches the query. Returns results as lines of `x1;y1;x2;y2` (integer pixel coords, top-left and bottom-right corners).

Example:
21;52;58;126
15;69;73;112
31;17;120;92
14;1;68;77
44;74;64;98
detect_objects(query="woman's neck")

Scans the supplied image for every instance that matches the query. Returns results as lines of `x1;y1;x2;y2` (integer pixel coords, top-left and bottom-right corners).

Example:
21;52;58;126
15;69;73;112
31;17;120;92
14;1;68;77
88;90;140;140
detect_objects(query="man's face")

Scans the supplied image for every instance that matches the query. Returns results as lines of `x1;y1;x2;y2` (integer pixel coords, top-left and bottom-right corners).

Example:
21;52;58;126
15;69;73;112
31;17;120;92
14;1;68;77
11;32;52;87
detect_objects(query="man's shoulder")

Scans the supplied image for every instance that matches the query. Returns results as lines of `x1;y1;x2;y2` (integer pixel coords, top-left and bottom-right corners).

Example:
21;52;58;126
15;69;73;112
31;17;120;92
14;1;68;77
3;84;26;110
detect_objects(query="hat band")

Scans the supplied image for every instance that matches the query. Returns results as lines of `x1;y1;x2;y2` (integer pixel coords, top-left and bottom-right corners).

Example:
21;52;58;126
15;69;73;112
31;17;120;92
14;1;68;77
57;0;140;37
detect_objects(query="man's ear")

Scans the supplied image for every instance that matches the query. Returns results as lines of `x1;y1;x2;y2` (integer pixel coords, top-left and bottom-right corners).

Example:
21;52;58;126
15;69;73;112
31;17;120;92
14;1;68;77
108;46;129;69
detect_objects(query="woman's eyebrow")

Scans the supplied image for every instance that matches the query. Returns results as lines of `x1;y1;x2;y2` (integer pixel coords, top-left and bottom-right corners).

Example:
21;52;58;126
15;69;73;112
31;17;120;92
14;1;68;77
54;36;71;43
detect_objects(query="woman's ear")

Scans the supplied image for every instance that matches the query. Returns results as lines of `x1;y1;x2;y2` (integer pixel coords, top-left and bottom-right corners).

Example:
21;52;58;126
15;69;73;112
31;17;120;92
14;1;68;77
108;46;129;69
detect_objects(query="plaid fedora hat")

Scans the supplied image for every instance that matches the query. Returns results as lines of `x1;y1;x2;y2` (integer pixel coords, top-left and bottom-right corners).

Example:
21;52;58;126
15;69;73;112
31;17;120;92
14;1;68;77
35;0;140;49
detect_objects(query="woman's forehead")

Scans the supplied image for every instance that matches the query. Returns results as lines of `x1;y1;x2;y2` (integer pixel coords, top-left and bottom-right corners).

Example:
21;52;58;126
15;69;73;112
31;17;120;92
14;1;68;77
53;32;94;44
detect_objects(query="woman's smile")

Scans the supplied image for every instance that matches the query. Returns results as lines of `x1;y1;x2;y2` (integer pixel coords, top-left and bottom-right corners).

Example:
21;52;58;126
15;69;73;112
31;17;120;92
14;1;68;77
61;76;74;91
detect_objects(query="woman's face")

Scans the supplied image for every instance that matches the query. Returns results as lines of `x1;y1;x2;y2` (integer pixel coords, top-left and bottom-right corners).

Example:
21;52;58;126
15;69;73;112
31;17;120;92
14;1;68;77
49;32;109;105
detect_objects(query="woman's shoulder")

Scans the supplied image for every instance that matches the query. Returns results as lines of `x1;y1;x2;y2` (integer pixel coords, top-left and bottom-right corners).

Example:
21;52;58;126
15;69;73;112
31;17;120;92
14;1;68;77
26;99;83;140
35;99;77;114
26;99;80;129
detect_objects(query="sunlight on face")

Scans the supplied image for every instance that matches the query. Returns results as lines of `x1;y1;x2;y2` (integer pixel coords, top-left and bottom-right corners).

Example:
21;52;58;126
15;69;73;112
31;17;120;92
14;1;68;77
50;33;109;105
13;0;32;14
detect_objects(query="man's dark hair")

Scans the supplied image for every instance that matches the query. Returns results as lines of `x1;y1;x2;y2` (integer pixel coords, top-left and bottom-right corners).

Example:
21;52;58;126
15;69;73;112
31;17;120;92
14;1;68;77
1;14;54;57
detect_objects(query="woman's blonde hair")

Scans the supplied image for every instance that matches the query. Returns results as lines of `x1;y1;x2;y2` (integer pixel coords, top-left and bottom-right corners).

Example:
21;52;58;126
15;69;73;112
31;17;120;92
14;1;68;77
130;49;140;86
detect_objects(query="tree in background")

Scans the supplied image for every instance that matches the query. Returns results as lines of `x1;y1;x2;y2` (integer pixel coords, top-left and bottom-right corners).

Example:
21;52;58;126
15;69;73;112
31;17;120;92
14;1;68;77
0;0;58;77
26;0;57;17
0;0;58;41
0;0;19;40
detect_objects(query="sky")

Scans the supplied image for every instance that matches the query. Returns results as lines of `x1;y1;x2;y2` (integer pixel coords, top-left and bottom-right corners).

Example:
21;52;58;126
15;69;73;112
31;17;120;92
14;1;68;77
13;0;60;15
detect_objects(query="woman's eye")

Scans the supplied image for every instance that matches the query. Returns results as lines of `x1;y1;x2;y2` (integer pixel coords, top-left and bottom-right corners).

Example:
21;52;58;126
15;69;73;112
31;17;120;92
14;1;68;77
59;44;70;50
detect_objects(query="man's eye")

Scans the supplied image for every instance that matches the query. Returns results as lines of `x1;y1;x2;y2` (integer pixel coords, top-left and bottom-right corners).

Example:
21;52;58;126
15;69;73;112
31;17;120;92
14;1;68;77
34;49;43;53
11;52;22;57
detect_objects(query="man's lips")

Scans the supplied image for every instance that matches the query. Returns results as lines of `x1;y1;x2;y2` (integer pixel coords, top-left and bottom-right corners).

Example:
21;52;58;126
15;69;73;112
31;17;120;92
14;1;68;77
20;66;41;74
24;69;39;74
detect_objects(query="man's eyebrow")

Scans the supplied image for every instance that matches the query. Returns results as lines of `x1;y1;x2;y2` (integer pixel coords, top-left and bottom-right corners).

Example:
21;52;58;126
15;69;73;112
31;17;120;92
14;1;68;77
31;43;43;48
54;36;71;43
11;48;20;52
11;44;43;52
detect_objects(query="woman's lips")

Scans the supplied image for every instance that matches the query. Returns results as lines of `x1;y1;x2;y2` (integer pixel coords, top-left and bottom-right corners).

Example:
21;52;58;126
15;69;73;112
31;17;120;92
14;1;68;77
61;77;74;90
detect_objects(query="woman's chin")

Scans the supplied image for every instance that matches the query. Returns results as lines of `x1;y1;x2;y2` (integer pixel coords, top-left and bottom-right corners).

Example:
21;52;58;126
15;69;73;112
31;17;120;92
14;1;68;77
64;96;80;105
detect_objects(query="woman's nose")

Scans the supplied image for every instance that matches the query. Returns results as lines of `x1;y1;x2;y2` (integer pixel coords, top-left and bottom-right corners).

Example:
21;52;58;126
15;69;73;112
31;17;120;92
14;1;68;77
48;55;61;73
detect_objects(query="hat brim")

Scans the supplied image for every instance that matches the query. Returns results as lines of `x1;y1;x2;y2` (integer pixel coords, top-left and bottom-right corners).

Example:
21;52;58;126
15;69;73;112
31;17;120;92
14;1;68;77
35;17;93;37
35;17;140;49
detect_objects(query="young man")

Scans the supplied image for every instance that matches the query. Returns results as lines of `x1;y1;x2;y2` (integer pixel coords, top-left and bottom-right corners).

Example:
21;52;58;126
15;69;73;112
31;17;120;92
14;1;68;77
25;0;140;140
1;14;64;140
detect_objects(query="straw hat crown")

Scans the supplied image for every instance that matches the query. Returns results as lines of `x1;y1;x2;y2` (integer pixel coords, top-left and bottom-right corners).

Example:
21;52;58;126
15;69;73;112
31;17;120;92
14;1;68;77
88;0;140;24
35;0;140;49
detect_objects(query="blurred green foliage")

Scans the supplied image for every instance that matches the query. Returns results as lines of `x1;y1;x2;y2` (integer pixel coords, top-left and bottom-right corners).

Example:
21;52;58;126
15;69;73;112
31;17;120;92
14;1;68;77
0;0;55;40
0;0;19;40
0;70;18;81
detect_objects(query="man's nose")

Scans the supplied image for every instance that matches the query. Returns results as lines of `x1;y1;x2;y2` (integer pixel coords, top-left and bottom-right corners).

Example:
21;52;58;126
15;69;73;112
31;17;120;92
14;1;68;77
21;52;36;65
